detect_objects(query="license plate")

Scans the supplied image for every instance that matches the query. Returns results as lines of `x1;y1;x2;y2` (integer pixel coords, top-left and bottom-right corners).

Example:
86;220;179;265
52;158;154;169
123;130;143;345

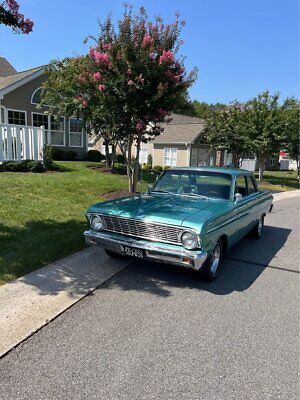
122;246;144;258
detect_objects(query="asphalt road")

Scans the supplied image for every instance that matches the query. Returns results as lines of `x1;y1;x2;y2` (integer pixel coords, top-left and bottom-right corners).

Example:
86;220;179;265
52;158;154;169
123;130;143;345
0;197;299;400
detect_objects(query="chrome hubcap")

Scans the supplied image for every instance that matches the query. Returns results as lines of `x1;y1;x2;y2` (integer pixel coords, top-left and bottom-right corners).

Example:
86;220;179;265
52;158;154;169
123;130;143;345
210;243;221;274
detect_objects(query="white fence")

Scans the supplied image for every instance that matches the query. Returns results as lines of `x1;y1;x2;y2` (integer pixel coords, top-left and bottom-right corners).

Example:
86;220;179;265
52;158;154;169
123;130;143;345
0;124;45;162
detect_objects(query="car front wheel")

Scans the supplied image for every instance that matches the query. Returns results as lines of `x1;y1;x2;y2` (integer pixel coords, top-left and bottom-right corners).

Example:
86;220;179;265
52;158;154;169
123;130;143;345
201;240;223;281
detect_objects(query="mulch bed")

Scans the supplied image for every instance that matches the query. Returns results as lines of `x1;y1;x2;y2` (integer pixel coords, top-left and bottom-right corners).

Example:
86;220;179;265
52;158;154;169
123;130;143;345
101;190;137;200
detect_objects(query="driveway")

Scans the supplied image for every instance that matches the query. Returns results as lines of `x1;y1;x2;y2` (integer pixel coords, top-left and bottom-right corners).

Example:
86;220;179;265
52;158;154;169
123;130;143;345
0;197;299;400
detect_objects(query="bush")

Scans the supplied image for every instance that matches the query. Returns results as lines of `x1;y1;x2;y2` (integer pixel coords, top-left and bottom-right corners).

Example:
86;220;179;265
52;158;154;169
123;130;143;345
87;150;104;162
116;154;125;164
51;148;65;161
112;163;127;175
0;160;45;173
65;150;77;161
147;154;153;166
164;165;171;170
43;145;54;170
152;165;163;175
142;163;152;172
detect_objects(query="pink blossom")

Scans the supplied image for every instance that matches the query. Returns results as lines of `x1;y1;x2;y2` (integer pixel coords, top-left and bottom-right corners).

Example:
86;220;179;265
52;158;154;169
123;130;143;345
159;50;174;64
102;43;112;50
142;35;153;47
82;100;88;108
127;80;134;86
136;121;145;130
93;72;102;81
98;84;106;92
127;68;132;75
174;74;181;82
91;50;110;64
137;74;145;84
149;52;156;60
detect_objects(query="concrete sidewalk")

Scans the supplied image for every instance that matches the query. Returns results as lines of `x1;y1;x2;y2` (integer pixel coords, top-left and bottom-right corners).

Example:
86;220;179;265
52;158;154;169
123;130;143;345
0;247;132;357
0;190;298;358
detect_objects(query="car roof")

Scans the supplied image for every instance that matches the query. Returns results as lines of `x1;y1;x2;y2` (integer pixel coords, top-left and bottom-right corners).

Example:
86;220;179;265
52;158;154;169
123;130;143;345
168;166;253;176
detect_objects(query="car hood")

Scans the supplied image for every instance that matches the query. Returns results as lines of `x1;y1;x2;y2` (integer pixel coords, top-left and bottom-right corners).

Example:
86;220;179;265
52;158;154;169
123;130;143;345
87;194;231;231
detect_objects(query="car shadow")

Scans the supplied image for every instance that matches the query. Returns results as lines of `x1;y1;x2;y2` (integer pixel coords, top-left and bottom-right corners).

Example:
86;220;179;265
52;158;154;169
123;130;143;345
105;225;292;297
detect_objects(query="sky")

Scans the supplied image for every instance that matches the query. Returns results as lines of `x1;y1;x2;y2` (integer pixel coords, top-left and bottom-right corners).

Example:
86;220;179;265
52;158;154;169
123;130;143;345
0;0;298;103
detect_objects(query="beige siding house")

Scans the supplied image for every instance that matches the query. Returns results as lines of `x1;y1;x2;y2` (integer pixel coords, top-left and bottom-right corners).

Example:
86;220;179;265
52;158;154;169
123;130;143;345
0;57;87;159
138;114;215;167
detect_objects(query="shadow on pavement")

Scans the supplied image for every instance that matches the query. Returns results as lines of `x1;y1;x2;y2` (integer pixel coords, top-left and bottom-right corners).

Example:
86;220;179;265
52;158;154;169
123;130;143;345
106;225;292;297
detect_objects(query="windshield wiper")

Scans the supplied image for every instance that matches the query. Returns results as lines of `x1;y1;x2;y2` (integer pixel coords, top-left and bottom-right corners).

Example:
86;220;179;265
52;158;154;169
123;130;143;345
181;193;209;200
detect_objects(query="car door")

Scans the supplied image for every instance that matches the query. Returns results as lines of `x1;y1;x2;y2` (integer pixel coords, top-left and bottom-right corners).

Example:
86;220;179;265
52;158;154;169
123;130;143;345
233;174;256;241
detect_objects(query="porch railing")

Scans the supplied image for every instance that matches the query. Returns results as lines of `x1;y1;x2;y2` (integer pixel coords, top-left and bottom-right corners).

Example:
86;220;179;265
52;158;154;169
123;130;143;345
0;123;45;162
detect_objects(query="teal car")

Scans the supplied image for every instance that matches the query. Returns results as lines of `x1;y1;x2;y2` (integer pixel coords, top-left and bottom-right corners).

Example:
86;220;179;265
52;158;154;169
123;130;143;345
84;167;273;280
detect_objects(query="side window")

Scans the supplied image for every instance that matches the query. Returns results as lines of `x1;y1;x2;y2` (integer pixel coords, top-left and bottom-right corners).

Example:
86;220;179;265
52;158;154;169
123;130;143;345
247;175;257;195
235;175;247;197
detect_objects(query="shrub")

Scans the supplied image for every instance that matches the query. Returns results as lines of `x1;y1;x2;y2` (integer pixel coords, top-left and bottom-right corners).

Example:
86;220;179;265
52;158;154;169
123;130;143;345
87;149;104;162
51;148;65;161
152;165;163;175
164;165;171;170
116;154;125;164
0;160;45;173
142;163;152;172
147;154;153;166
43;145;55;170
112;163;127;175
65;150;77;161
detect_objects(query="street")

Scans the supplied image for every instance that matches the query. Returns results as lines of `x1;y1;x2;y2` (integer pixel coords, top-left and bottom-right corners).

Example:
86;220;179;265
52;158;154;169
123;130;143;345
0;197;299;400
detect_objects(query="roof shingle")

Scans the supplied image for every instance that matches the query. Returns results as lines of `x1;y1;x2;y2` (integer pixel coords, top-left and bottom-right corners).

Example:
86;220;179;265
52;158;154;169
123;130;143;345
154;113;205;144
0;57;17;77
0;66;45;91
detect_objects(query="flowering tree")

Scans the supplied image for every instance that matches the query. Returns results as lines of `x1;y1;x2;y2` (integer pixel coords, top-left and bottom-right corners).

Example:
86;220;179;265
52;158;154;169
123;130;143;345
42;6;196;192
0;0;33;34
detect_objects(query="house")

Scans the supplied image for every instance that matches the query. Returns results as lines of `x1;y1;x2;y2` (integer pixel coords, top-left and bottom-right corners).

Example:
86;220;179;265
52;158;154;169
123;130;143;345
91;114;216;168
0;57;87;160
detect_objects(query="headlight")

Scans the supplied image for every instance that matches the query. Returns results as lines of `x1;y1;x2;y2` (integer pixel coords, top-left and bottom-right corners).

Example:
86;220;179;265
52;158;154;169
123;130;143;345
90;215;103;231
181;231;199;250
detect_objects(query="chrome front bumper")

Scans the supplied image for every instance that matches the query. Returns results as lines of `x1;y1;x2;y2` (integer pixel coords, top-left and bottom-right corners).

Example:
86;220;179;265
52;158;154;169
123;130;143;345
84;230;208;271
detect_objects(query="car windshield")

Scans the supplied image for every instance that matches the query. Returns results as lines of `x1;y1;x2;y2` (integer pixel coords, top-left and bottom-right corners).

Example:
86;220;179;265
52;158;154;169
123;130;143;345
151;170;232;200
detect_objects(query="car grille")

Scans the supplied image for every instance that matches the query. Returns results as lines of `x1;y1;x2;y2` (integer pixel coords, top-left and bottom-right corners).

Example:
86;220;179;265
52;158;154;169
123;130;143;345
100;214;184;245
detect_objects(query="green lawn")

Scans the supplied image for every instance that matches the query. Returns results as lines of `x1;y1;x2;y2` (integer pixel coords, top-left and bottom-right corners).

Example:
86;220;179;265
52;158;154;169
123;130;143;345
256;170;299;192
0;162;153;285
0;164;298;285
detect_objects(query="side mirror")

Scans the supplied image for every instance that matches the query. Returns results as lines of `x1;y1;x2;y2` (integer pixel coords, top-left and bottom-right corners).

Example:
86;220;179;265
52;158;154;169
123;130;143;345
234;193;243;203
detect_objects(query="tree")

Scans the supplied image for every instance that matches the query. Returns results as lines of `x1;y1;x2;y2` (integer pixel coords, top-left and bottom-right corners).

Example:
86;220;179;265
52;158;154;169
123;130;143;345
42;6;196;192
0;0;33;33
282;97;300;178
244;91;286;180
205;101;251;167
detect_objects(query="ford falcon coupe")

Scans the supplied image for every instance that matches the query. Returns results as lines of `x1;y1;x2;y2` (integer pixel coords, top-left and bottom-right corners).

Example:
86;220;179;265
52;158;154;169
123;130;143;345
84;167;273;280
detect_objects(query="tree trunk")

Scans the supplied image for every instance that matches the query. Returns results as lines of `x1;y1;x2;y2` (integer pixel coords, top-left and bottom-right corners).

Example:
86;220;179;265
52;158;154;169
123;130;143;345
296;157;300;180
132;135;141;193
127;140;134;193
111;144;116;169
257;156;266;181
105;142;110;167
232;152;240;168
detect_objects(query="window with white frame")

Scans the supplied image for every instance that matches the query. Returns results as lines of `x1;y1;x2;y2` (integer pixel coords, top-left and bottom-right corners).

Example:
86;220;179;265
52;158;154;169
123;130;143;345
32;112;48;129
50;116;65;146
31;87;43;104
101;144;112;154
163;148;177;166
69;118;83;147
7;110;26;125
139;147;148;164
